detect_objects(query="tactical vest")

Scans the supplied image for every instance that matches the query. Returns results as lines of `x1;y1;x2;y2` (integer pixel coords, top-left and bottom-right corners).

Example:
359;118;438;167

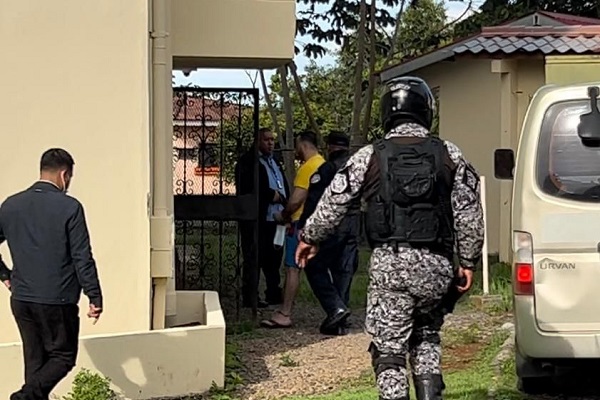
331;151;361;235
364;136;455;259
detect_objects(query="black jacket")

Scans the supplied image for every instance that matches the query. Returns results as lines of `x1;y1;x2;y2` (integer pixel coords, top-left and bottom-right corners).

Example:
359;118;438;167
235;149;290;223
0;182;103;307
297;150;360;236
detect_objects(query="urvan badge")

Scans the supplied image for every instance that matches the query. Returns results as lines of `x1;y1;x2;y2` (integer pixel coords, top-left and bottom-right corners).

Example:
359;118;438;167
539;257;576;270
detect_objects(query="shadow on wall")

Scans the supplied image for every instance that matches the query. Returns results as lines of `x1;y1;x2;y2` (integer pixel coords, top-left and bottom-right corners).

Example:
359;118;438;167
61;292;225;400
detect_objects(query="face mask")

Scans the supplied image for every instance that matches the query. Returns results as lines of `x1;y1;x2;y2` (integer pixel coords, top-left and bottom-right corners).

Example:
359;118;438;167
60;171;68;193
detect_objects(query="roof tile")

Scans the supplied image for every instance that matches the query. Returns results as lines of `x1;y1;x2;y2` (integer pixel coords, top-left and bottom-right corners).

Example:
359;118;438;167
452;34;600;56
378;12;600;79
537;11;600;26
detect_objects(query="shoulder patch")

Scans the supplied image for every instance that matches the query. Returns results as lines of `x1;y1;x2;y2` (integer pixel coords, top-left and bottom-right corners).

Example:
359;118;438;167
330;168;350;195
310;173;321;184
462;162;479;193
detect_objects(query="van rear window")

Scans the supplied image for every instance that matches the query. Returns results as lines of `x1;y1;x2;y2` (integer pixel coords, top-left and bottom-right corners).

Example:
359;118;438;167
536;100;600;202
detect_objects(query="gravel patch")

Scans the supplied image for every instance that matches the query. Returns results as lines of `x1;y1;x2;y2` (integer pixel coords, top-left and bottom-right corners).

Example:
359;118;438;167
235;304;511;400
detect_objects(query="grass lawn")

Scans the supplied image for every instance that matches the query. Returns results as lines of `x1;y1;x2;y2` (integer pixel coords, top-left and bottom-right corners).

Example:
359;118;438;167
295;247;372;310
176;226;514;313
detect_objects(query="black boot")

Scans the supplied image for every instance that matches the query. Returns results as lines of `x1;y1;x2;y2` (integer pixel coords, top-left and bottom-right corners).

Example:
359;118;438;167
320;308;350;330
414;374;445;400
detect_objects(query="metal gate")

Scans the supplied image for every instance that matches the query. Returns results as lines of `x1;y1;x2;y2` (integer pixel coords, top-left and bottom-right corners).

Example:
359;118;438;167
172;87;259;319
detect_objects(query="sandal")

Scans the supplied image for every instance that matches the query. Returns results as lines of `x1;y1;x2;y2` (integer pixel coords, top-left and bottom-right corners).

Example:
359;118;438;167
260;310;292;329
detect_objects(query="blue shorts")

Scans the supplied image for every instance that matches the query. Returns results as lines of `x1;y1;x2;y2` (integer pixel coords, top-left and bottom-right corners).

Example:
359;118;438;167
285;222;299;268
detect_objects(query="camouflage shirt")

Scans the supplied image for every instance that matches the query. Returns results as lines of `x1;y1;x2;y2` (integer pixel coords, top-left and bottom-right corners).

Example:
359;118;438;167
302;123;485;269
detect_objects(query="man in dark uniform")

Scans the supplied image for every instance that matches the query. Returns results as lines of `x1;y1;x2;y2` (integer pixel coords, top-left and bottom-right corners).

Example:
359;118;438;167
297;131;360;335
296;76;484;400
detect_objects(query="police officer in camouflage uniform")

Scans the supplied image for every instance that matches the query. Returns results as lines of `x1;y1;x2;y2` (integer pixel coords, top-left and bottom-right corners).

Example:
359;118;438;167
296;76;484;400
297;131;361;335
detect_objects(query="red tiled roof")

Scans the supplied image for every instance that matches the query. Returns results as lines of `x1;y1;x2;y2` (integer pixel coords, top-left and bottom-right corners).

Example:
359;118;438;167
172;94;251;122
378;11;600;80
536;11;600;26
481;25;600;37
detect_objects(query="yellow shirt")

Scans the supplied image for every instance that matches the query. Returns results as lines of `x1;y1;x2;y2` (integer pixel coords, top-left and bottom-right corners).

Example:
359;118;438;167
291;154;326;222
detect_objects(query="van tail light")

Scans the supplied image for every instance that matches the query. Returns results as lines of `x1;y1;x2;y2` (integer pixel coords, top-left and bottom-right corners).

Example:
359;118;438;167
513;231;534;295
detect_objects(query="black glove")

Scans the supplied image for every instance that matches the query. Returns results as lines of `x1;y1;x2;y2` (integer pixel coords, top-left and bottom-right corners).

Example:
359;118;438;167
439;273;468;315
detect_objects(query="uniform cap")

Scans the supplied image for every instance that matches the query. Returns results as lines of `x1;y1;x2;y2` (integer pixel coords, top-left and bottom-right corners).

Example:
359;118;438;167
326;131;350;147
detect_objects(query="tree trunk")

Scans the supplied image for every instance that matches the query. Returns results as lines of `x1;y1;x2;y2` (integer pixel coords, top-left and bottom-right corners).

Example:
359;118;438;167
382;0;407;69
350;0;368;146
278;66;296;182
289;61;324;147
259;69;285;149
361;0;378;142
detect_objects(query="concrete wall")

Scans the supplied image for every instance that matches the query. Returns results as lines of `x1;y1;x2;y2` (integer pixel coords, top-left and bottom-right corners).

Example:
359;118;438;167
414;57;545;260
171;0;296;69
0;0;151;342
0;0;297;396
414;59;502;255
0;291;225;400
516;59;547;144
546;55;600;85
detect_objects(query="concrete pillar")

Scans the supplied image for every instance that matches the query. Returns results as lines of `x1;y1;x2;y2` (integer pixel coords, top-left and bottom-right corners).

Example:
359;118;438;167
150;0;176;329
491;59;518;263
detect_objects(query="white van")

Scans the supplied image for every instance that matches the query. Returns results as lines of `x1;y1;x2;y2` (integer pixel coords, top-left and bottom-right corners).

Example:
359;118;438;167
494;81;600;394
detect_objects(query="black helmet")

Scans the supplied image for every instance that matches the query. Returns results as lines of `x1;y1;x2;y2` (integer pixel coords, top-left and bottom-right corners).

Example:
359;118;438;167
380;76;435;132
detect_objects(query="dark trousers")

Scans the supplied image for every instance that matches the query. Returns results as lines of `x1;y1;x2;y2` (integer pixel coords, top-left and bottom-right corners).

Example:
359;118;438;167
11;298;79;400
305;235;359;316
240;221;283;304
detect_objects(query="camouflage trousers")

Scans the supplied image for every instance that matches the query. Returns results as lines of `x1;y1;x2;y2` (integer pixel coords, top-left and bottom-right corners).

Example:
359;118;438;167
365;247;453;400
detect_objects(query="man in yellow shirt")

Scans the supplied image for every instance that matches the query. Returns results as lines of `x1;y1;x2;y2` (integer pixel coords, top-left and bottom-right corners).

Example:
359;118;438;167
261;131;325;328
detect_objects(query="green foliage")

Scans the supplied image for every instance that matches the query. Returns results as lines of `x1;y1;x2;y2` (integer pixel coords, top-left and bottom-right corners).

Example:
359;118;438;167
208;340;244;400
470;261;513;313
261;0;450;143
454;0;600;39
219;106;256;184
295;0;402;59
280;353;301;367
262;61;352;136
395;0;454;62
62;369;117;400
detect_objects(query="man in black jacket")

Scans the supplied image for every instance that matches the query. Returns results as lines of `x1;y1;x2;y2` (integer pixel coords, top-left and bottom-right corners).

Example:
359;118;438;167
297;131;360;335
0;148;103;400
236;128;289;308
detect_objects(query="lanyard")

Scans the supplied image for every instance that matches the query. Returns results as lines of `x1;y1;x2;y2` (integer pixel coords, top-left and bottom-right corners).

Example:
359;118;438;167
263;156;284;190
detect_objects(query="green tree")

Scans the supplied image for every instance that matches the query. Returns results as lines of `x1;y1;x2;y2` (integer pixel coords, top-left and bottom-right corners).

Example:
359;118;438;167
261;61;351;136
261;0;451;143
395;0;454;61
454;0;600;39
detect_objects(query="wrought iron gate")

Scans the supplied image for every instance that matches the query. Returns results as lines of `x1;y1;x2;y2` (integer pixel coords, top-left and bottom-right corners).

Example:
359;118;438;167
172;87;259;319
